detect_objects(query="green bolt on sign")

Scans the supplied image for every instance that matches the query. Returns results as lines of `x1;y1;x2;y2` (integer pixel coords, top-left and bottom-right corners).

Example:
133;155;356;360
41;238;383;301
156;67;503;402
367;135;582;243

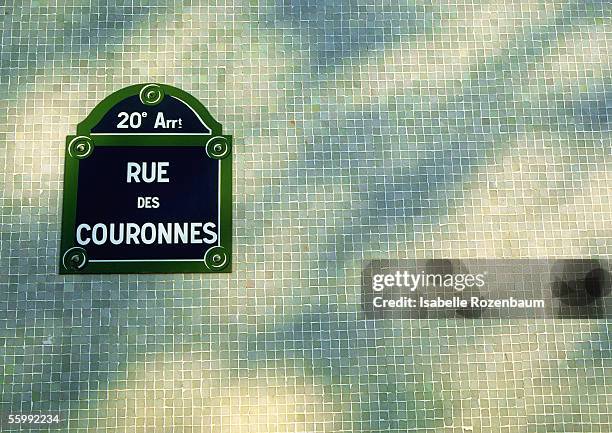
60;84;232;274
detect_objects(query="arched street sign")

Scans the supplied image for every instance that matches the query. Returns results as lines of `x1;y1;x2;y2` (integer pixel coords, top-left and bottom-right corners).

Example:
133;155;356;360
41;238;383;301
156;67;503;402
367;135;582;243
59;83;232;274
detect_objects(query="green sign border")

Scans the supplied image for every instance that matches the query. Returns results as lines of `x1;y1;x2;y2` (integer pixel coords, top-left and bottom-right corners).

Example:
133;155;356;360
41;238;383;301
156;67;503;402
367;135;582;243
59;83;232;274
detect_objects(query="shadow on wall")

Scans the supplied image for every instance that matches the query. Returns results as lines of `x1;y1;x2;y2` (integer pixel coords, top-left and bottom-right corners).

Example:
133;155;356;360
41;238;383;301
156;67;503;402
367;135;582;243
252;0;611;270
0;0;174;87
245;304;612;432
570;87;612;132
0;0;183;415
0;273;184;413
0;0;611;428
246;305;448;431
262;0;439;70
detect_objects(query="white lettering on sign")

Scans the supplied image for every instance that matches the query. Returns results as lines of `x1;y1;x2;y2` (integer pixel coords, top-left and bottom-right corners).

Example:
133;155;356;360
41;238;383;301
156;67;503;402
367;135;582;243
77;224;91;245
75;222;218;246
117;111;147;128
92;223;108;245
74;160;219;251
116;111;183;129
137;197;160;208
126;162;170;183
154;112;183;129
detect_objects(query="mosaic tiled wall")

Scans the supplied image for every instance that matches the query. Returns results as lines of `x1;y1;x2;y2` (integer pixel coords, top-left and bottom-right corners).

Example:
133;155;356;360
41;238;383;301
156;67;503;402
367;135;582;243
0;1;611;432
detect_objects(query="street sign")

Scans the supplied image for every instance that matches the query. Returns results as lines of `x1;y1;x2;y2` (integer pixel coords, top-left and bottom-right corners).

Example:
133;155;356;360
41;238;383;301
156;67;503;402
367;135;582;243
60;83;232;274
